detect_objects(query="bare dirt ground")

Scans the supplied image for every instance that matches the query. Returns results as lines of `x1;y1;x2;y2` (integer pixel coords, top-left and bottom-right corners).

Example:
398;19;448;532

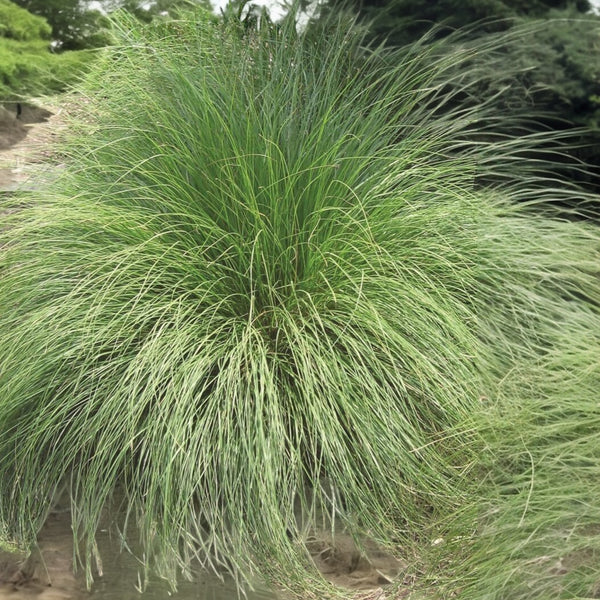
0;510;405;600
0;512;83;600
0;100;66;191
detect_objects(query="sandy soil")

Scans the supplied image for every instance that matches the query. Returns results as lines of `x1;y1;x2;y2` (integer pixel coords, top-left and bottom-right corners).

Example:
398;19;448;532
0;512;83;600
0;509;405;600
306;534;405;592
0;100;66;191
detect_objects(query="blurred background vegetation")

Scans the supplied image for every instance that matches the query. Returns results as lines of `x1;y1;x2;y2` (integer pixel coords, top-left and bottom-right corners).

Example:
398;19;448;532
0;0;90;99
312;0;600;192
316;0;600;134
0;0;211;103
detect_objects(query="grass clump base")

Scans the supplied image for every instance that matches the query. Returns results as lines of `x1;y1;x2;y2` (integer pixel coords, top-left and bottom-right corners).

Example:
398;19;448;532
0;7;599;597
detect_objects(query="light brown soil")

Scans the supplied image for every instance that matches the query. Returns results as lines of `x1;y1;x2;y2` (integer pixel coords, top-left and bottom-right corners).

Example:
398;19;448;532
0;100;66;191
0;511;83;600
306;534;405;592
0;510;405;600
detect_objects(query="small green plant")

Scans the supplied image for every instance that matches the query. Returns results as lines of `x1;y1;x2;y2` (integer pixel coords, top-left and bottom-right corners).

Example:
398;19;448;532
0;6;598;596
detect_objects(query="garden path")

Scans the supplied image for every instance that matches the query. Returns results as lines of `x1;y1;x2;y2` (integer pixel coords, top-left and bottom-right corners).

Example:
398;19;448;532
0;100;65;192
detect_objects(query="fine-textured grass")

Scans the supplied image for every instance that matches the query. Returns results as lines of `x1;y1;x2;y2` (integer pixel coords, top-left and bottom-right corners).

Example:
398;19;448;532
422;305;600;599
0;7;599;596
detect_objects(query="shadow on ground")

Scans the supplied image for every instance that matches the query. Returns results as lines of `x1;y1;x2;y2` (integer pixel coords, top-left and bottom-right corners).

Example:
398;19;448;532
0;103;53;151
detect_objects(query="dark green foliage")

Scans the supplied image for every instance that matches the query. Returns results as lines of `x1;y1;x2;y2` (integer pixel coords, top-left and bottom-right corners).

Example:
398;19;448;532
522;12;600;131
11;0;111;49
502;13;600;190
313;0;600;195
318;0;591;47
460;13;600;194
0;0;92;99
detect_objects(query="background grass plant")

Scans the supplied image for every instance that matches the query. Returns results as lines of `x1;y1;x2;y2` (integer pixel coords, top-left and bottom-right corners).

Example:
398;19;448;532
0;6;599;596
423;306;600;599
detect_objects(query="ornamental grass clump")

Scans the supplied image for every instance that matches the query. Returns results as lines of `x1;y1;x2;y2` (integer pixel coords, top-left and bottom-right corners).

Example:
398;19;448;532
424;307;600;600
0;7;599;595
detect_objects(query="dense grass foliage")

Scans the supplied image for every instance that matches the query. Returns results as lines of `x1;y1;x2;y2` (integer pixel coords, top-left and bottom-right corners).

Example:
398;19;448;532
425;308;600;599
0;8;599;596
